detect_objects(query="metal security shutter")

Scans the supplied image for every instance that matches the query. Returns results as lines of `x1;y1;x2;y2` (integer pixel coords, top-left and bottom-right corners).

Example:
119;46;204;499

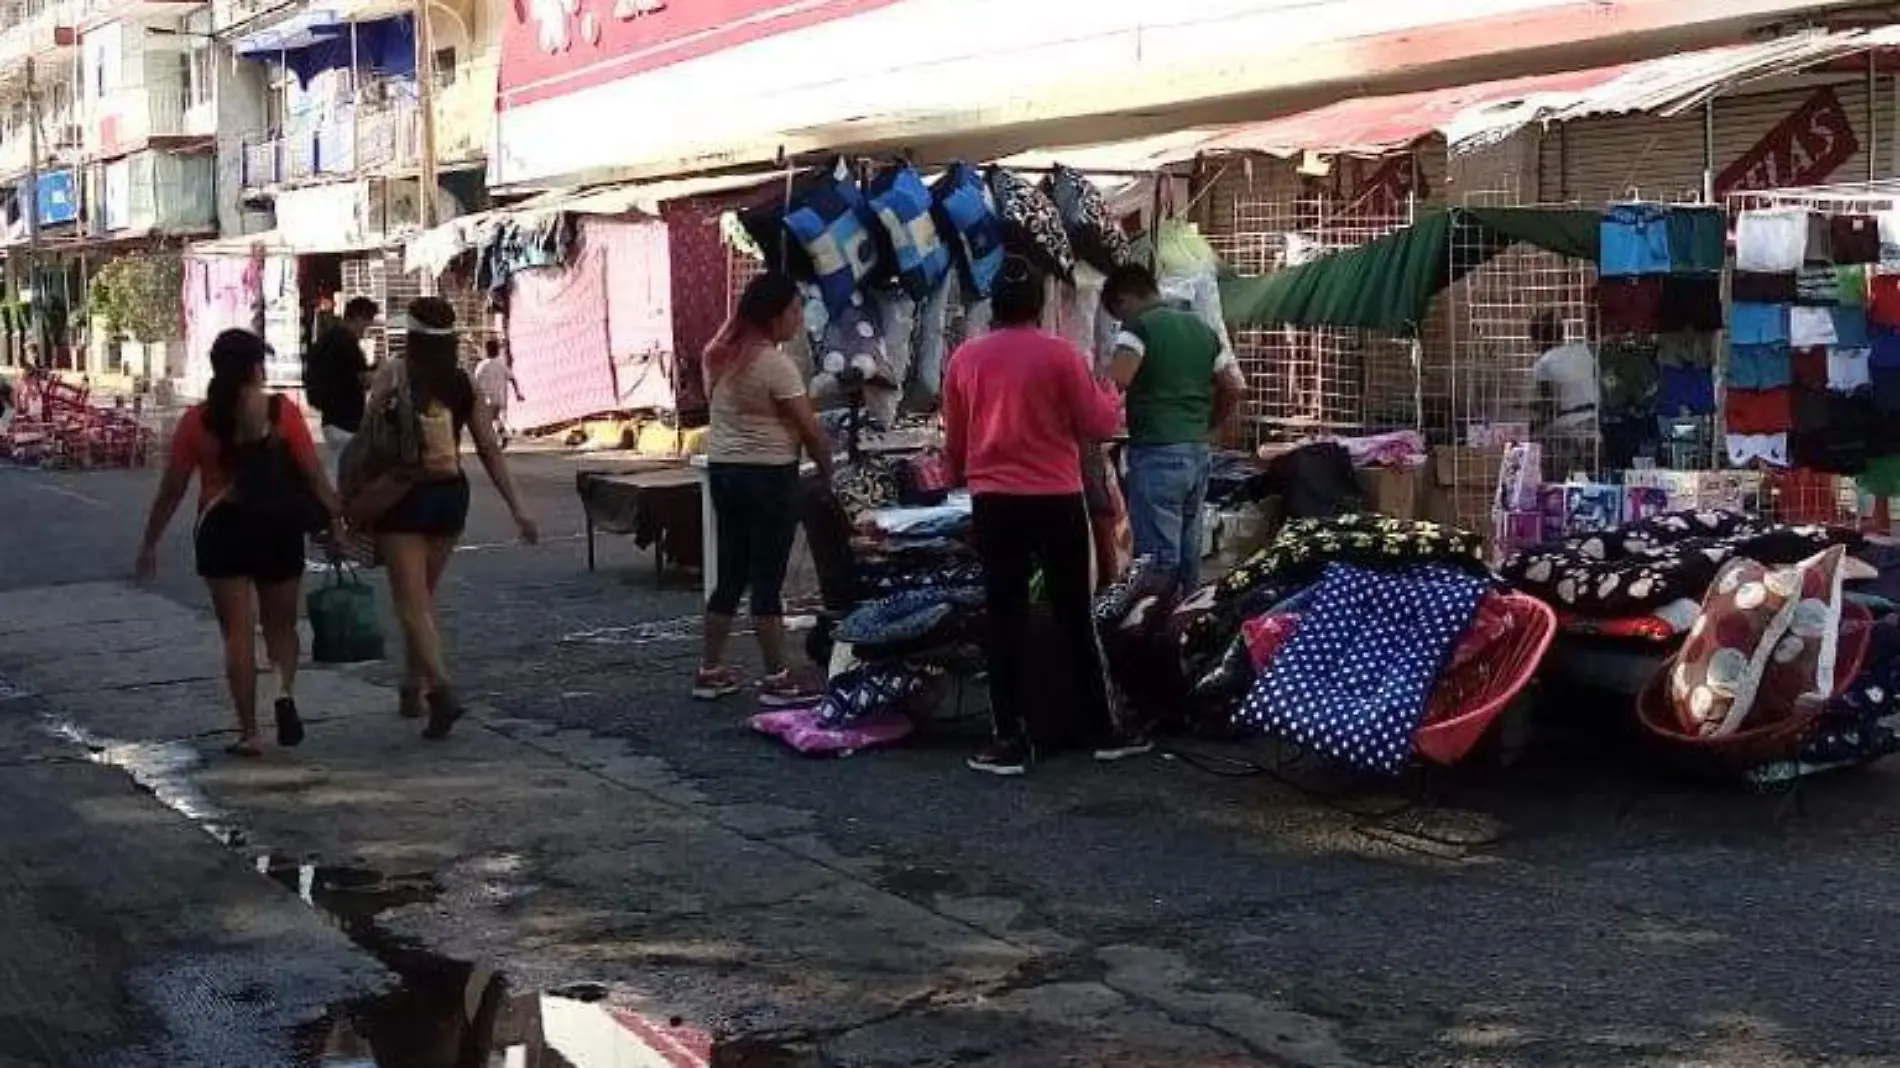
1541;78;1888;208
1541;108;1710;207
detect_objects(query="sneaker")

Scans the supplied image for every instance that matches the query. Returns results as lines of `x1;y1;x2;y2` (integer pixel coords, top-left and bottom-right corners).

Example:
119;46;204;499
757;671;822;709
692;665;744;701
966;739;1033;777
422;688;465;741
1092;733;1154;763
273;697;305;748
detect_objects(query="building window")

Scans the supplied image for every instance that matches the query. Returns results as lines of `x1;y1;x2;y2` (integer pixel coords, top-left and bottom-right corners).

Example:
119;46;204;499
432;47;456;88
185;47;214;109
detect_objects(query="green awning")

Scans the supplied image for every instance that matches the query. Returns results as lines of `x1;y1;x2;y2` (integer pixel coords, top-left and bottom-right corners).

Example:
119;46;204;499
1220;206;1601;337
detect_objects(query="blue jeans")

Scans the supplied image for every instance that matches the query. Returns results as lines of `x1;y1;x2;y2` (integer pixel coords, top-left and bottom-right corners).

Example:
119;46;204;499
1123;442;1211;593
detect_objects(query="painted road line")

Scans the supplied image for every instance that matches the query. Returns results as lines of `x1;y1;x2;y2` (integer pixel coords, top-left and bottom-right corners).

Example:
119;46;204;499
35;482;109;508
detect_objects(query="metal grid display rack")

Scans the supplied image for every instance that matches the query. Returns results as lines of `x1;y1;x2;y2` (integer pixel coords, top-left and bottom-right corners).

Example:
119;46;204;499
1202;180;1422;451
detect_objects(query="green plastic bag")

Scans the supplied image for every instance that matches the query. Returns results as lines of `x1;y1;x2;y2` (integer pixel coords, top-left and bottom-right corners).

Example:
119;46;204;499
307;565;386;664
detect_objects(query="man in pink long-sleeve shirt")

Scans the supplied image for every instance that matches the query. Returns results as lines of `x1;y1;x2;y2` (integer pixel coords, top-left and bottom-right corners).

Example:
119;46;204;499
941;256;1149;777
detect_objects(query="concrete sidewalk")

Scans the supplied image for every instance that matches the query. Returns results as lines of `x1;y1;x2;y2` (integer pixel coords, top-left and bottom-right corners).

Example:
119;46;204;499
0;691;386;1067
0;582;1333;1066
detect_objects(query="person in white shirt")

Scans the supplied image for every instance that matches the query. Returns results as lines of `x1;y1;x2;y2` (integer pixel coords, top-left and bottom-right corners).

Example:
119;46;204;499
1528;309;1598;477
471;339;523;447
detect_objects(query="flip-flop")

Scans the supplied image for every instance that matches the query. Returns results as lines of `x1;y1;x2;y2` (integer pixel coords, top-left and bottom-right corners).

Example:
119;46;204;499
223;741;264;759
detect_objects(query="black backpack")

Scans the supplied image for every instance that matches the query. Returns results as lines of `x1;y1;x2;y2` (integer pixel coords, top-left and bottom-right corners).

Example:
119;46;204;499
231;396;328;532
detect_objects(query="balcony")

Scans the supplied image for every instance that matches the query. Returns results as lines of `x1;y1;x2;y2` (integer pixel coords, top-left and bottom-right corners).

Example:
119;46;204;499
0;0;77;79
95;147;213;234
239;95;421;189
89;83;215;157
208;0;272;34
0;104;79;175
433;54;496;165
72;0;202;28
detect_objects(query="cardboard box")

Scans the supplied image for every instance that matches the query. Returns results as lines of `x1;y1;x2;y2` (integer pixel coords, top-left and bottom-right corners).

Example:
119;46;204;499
1355;465;1422;520
1426;446;1506;533
1494;510;1544;558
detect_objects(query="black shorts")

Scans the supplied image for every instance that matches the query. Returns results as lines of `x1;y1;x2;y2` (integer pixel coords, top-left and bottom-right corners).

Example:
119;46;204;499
379;477;471;537
194;503;305;584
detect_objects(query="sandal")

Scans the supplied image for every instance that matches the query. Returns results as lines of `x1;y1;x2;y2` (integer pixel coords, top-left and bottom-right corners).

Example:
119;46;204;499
422;687;465;741
274;697;306;748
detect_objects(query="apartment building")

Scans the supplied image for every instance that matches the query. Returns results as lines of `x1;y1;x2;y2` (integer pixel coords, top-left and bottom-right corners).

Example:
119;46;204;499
211;0;495;381
0;0;250;380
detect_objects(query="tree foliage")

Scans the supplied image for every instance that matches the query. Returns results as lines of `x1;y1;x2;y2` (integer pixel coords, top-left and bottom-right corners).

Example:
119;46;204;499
92;255;184;343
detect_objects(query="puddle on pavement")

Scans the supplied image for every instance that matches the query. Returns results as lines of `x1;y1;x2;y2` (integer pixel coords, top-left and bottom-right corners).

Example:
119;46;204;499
43;715;248;846
35;714;745;1067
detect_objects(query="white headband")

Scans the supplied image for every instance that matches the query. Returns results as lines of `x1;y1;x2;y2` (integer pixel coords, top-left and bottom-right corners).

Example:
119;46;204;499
404;314;456;336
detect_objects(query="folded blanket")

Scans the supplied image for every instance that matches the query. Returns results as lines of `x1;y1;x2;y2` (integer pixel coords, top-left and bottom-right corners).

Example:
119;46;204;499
1236;562;1488;776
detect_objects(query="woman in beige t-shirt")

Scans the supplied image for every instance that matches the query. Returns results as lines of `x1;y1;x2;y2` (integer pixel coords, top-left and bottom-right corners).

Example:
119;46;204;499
696;273;834;704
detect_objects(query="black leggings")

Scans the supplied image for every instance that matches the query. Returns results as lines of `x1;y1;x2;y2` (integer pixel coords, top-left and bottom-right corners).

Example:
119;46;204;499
972;493;1115;746
707;462;801;617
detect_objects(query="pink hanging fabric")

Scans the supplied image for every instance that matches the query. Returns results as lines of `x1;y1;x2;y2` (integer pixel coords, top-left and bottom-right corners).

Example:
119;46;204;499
181;255;261;395
506;245;618;431
587;218;678;412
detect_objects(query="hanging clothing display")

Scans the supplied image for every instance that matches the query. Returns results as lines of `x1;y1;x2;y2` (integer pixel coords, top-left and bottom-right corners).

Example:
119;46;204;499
1731;205;1889;476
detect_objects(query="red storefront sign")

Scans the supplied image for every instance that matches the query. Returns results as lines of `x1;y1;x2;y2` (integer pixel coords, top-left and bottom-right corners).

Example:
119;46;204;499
501;0;906;108
1714;87;1859;199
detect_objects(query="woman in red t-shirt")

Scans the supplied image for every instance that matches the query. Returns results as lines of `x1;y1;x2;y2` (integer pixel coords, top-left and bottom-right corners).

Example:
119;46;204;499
135;329;341;757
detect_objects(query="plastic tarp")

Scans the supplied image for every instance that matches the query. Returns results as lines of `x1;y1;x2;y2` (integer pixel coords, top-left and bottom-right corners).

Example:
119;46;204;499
1219;207;1600;337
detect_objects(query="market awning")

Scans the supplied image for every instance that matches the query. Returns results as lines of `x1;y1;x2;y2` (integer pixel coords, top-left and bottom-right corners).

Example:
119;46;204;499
231;9;348;54
1219;207;1599;337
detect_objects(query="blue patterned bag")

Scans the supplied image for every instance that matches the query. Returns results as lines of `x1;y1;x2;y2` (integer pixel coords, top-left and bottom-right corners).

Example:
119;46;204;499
868;165;951;301
930;163;1005;299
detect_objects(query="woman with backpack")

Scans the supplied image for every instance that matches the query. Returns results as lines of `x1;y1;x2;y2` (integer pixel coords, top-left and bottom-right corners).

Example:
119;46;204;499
357;297;536;739
135;329;339;757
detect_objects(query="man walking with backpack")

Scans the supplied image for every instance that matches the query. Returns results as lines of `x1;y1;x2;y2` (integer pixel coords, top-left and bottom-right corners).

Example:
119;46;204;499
303;296;380;479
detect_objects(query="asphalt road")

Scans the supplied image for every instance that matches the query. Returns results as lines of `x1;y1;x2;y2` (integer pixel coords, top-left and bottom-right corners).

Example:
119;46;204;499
7;451;1900;1067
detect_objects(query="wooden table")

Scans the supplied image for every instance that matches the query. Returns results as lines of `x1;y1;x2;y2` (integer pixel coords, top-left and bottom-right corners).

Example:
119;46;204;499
576;465;703;582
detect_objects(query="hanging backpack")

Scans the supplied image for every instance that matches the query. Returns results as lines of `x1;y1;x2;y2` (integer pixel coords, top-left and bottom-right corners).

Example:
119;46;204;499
230;395;328;532
340;360;423;527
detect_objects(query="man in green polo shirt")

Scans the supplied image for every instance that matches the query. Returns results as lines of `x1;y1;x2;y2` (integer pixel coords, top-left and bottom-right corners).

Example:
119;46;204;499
1104;265;1247;593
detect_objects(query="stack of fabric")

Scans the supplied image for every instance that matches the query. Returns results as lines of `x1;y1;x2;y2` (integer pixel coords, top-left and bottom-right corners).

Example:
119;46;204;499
1596;203;1724;469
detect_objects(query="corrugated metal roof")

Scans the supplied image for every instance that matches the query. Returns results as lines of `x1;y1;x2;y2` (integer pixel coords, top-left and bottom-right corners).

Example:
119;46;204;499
1189;66;1635;160
1446;27;1900;153
991;129;1227;174
401;170;786;273
1113;27;1900;164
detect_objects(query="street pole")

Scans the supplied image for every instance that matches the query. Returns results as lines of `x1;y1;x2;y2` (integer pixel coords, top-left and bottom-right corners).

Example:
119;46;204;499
23;55;40;364
414;0;439;230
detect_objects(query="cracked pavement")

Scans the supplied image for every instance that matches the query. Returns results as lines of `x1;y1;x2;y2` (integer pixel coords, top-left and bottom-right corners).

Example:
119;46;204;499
6;458;1900;1066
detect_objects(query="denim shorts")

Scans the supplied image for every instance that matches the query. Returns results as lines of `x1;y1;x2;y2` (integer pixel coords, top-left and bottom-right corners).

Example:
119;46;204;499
1731;302;1791;346
1726;342;1793;391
